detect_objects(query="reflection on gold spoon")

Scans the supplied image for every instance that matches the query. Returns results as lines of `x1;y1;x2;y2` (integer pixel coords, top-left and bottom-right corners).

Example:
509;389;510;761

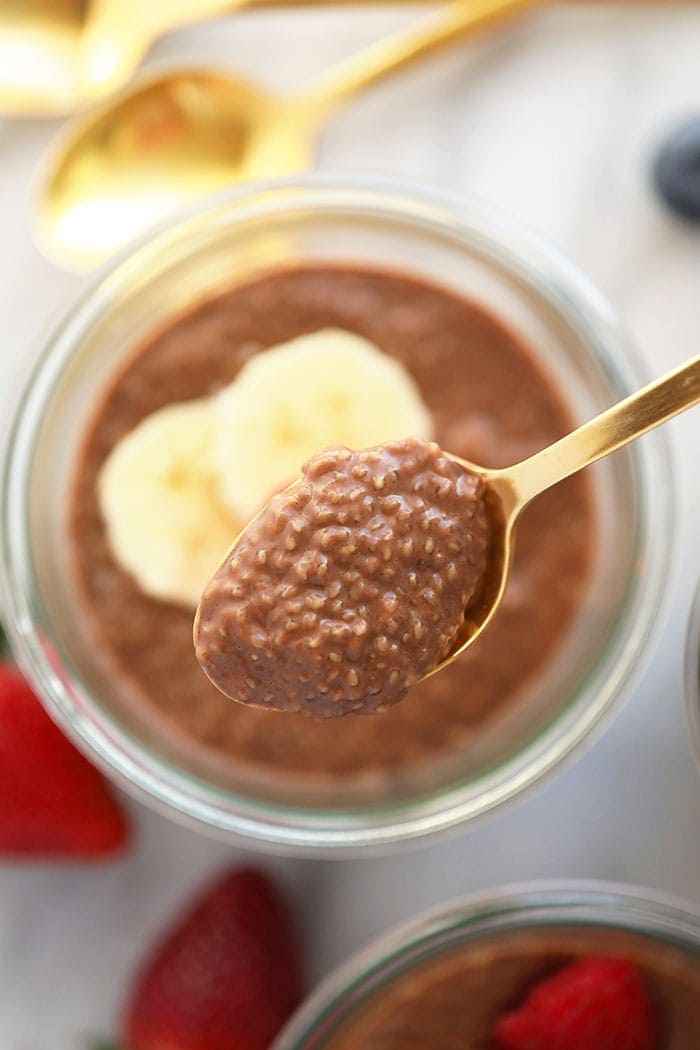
35;0;541;271
195;354;700;716
0;0;237;117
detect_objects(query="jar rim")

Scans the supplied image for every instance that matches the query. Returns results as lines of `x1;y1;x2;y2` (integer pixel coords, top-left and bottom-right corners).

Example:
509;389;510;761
685;583;700;769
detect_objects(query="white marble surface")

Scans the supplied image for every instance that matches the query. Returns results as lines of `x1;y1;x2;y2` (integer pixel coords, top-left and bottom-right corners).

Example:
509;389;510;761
2;4;700;1045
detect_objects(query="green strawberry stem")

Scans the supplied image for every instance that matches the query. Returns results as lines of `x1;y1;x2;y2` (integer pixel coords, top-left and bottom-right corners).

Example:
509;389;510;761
0;619;8;660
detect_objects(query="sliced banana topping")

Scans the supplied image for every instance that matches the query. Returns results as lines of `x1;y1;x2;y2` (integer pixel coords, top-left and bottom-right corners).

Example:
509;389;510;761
97;329;433;608
98;399;241;609
211;329;433;521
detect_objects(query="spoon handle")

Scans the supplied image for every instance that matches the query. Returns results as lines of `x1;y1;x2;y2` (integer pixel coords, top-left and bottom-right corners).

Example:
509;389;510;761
508;353;700;507
80;0;237;96
297;0;542;115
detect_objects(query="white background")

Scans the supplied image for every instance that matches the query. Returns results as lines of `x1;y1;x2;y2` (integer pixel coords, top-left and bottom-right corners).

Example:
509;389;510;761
1;4;700;1046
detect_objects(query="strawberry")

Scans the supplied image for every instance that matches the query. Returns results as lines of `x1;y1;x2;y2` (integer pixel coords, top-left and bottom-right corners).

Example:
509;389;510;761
123;866;304;1050
494;955;662;1050
0;661;130;858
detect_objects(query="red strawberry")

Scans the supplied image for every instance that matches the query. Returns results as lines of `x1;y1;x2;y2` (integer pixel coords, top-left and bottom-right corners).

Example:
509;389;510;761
123;867;304;1050
494;955;662;1050
0;662;130;858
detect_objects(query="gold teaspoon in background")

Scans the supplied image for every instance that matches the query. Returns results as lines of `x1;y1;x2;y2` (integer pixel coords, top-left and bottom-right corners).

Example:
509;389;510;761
0;0;237;117
35;0;541;271
0;0;680;117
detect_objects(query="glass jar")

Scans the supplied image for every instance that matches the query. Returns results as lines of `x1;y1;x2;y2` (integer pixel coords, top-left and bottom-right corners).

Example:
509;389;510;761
0;176;673;852
273;881;700;1048
685;583;700;770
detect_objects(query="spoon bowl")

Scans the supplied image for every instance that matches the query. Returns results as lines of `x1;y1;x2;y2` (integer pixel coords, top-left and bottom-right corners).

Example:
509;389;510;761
0;0;84;116
37;70;284;270
0;0;236;117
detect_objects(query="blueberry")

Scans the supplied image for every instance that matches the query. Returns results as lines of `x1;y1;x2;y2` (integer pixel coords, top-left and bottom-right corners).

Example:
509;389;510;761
653;115;700;221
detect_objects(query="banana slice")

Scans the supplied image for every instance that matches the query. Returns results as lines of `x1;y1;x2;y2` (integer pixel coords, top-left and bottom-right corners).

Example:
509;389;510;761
212;329;433;520
98;330;432;607
98;399;241;609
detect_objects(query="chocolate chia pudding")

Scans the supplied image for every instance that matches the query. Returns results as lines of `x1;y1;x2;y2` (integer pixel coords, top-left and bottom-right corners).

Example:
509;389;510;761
324;929;700;1049
195;439;490;718
69;265;594;790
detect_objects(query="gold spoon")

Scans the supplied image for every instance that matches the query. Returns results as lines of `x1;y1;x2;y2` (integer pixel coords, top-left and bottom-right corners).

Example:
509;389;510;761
35;0;541;271
429;352;700;681
0;0;236;117
196;352;699;708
